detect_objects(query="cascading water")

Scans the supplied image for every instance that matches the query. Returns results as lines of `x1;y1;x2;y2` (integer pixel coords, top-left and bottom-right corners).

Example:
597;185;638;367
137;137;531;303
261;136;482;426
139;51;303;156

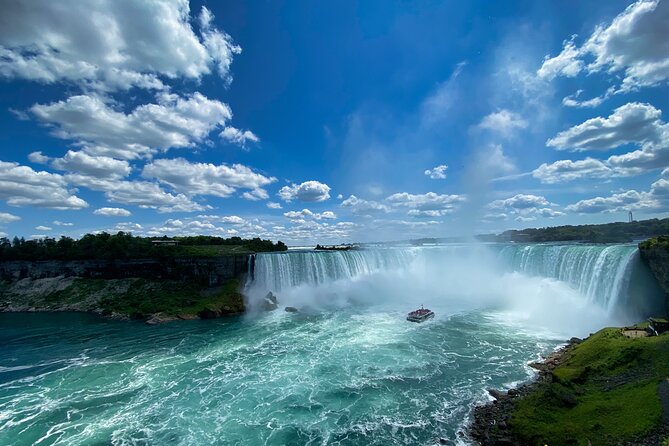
2;242;665;445
248;243;664;320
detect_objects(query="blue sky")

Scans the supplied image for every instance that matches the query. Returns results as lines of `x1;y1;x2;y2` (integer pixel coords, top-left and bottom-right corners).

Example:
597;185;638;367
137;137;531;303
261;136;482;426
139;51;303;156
0;0;668;244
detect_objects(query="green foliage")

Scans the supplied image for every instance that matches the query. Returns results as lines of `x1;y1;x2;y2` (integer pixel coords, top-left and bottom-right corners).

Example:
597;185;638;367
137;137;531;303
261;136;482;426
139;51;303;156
639;235;669;252
510;328;669;445
0;232;287;261
493;217;669;243
46;277;244;318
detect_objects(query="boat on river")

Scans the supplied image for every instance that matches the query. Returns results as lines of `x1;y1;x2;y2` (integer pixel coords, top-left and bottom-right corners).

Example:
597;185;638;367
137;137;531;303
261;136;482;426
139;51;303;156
407;306;434;323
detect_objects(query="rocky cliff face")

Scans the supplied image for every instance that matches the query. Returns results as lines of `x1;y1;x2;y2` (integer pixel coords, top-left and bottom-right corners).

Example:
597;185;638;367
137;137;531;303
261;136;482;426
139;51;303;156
0;256;249;286
0;256;251;322
638;240;669;315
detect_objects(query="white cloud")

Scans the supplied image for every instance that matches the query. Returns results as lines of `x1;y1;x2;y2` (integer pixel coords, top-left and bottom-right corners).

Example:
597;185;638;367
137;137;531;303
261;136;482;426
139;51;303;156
477;109;527;137
566;177;669;213
340;195;391;215
0;161;88;209
94;207;131;217
546;102;664;151
35;225;51;231
69;174;206;213
539;0;669;92
220;126;260;147
53;220;73;226
537;102;669;183
28;151;50;164
278;181;331;202
0;212;20;223
663;167;669;178
0;0;240;91
489;194;551;210
532;158;614;184
51;150;131;179
283;209;337;220
242;189;269;201
142;158;276;199
31;92;232;160
424;164;448;180
386;192;465;213
267;202;282;209
487;194;564;220
561;89;611;108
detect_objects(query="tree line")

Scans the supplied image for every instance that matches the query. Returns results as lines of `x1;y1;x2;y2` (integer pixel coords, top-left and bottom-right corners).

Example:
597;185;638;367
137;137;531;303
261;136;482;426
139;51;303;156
481;217;669;243
0;232;287;261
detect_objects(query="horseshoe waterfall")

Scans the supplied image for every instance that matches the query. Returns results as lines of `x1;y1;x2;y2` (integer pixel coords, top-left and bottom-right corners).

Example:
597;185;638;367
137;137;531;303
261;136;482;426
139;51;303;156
0;243;664;445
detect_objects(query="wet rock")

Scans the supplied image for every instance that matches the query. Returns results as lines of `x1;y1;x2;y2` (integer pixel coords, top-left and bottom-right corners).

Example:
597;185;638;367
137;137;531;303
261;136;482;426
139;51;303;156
285;306;299;313
488;389;507;400
146;312;177;325
507;388;520;397
265;292;278;304
198;307;221;319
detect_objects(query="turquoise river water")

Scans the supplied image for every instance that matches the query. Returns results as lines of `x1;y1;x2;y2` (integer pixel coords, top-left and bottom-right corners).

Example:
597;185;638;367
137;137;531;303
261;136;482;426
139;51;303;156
0;243;664;445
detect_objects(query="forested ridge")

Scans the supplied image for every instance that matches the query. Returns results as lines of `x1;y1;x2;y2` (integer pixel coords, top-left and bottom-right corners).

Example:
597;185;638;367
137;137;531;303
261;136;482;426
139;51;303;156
0;232;287;261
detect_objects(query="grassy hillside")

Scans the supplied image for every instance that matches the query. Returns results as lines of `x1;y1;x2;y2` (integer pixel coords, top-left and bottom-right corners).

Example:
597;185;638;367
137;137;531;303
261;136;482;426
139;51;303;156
510;327;669;445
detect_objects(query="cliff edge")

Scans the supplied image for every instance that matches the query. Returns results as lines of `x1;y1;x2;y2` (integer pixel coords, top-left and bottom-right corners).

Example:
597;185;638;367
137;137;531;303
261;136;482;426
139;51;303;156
639;236;669;315
0;256;250;323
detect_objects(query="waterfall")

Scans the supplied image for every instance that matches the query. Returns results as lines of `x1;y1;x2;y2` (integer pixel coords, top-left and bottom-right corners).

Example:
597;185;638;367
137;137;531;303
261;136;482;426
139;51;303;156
250;248;415;292
496;244;638;311
248;243;663;318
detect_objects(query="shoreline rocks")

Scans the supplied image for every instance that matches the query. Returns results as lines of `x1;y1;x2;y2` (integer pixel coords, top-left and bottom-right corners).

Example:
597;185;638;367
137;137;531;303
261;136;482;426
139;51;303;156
468;337;582;445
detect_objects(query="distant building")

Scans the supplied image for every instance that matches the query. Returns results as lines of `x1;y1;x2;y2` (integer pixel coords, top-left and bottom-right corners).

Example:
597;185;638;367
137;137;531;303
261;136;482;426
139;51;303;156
151;239;179;246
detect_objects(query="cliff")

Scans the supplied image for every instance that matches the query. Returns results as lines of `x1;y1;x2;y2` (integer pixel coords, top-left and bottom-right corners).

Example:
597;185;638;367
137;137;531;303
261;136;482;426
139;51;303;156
0;255;251;322
639;236;669;315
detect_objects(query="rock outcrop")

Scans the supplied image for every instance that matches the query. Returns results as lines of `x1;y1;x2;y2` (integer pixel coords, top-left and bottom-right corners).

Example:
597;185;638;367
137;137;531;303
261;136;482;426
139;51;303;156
0;255;249;286
638;237;669;314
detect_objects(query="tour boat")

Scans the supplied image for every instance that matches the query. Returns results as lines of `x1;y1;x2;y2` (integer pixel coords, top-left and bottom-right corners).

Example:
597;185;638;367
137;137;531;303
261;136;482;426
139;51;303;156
406;306;434;323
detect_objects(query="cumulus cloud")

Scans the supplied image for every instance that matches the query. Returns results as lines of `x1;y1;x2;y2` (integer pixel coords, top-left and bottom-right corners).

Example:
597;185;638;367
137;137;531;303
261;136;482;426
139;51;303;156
537;102;669;183
538;0;669;92
220;126;260;147
424;164;448;179
278;181;331;202
69;174;206;213
386;192;465;213
94;207;131;217
546;102;664;151
51;150;131;179
0;0;240;91
28;151;50;164
53;220;73;226
35;225;51;231
142;158;276;200
489;194;551;210
340;195;390;216
477;109;527;137
266;202;282;209
487;194;565;220
566;177;669;213
0;212;20;223
31;92;232;160
283;209;337;221
0;161;88;209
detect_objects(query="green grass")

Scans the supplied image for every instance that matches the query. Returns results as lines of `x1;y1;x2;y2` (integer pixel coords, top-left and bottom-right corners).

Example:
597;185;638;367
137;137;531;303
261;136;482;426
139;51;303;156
510;328;669;445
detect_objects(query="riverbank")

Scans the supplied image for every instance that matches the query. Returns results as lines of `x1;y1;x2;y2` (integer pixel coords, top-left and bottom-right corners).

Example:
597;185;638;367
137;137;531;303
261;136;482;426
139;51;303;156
469;326;669;446
0;275;245;323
